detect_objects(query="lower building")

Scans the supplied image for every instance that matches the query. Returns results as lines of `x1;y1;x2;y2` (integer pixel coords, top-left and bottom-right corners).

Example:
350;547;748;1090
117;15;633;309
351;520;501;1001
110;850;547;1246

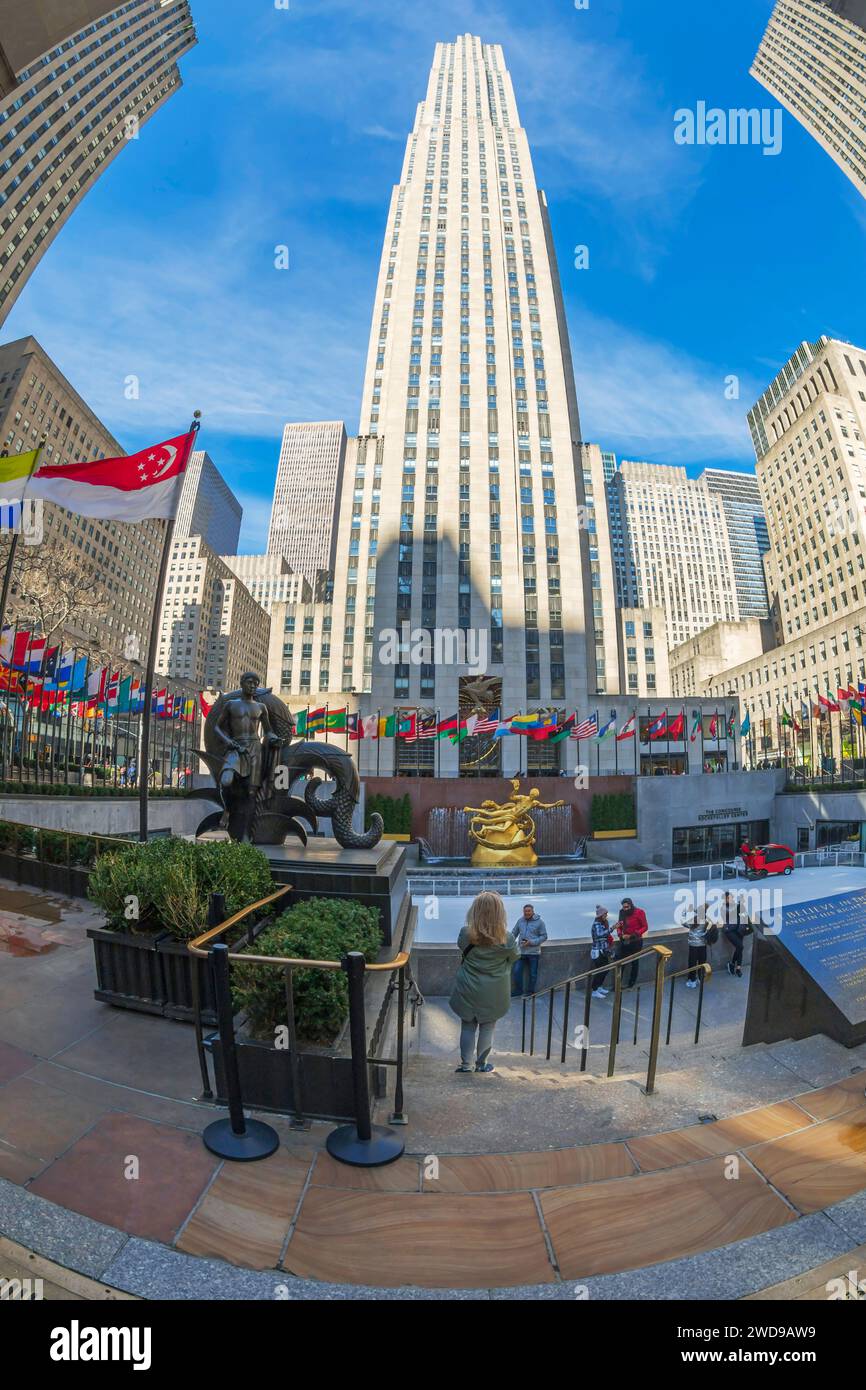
157;536;270;690
221;554;312;615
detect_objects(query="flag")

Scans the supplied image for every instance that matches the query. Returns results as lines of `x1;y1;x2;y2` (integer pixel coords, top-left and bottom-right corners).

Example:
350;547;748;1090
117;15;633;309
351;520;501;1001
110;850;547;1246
0;448;41;503
647;711;668;740
740;711;751;736
361;715;379;739
378;714;397;738
305;708;327;735
0;667;22;694
726;712;736;738
494;715;516;738
781;708;792;727
53;654;87;693
437;714;459;740
666;711;685;741
571;713;598;740
348;713;362;741
616;713;636;741
326;709;347;731
87;667;107;701
510;711;555;732
416;714;438;739
0;628;31;668
474;709;500;734
549;714;576;744
22;635;47;674
818;693;840;712
853;705;865;727
199;693;213;721
689;711;702;743
24;431;195;522
597;715;617;740
837;688;853;705
396;712;417;739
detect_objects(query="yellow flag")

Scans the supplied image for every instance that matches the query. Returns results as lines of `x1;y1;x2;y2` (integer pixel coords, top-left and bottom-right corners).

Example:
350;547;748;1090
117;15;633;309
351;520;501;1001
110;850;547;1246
0;449;40;501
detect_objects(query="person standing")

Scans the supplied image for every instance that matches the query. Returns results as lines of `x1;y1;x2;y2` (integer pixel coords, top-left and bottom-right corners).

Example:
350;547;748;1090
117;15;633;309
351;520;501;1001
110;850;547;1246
510;902;548;998
615;897;648;988
686;908;710;987
590;905;613;998
449;891;519;1074
718;889;750;978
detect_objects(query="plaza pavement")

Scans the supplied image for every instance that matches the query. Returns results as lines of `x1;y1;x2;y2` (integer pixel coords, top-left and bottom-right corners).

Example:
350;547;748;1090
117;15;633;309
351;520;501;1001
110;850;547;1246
0;877;864;1298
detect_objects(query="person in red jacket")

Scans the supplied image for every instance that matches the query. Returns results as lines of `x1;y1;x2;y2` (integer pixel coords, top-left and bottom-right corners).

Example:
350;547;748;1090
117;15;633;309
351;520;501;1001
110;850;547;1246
615;897;649;989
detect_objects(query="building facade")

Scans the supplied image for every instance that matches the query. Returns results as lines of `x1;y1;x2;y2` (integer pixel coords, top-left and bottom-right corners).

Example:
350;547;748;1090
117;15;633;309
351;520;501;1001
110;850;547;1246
700;468;771;619
0;335;163;657
679;336;866;763
606;461;741;652
0;0;197;323
221;553;311;615
156;535;269;691
267;421;346;581
174;450;242;556
751;0;866;200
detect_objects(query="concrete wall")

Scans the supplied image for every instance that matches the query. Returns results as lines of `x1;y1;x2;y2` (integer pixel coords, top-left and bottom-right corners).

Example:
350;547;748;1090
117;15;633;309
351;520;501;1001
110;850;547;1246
625;770;787;867
0;796;217;838
773;788;866;850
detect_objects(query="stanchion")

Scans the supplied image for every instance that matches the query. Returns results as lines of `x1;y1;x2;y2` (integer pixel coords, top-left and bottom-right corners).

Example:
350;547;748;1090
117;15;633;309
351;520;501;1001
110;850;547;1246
202;942;280;1161
326;951;405;1167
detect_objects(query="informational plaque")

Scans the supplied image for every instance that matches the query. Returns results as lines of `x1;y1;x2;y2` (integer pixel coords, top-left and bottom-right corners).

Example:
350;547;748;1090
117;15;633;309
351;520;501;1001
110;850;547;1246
743;888;866;1048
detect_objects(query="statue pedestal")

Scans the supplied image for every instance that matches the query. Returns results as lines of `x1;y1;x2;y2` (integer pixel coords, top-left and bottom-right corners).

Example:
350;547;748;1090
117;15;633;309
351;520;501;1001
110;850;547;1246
264;837;408;948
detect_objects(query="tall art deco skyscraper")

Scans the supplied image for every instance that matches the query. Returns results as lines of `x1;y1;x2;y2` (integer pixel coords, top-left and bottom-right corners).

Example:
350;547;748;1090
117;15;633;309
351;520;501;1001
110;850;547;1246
329;36;597;774
0;0;197;323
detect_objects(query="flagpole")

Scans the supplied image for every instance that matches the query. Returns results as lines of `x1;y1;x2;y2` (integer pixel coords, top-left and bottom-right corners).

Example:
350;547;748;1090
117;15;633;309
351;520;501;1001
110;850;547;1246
139;414;200;843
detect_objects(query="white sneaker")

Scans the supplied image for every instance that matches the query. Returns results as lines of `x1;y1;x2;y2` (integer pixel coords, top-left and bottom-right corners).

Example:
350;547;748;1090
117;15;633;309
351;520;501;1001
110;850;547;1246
598;987;610;996
592;988;605;999
685;979;698;988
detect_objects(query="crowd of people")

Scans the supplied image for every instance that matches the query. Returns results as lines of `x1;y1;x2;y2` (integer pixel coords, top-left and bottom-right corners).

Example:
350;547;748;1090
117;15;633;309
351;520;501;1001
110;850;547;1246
447;889;755;1073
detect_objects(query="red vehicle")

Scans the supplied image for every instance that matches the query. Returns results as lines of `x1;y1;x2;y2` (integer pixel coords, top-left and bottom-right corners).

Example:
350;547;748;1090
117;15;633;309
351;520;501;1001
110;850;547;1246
743;843;794;879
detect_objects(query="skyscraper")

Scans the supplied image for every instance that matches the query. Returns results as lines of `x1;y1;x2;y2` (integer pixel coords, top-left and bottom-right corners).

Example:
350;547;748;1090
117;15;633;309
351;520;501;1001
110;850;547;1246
267;421;346;581
174;450;242;556
0;0;197;322
328;35;597;773
607;462;741;651
700;468;771;619
751;0;866;200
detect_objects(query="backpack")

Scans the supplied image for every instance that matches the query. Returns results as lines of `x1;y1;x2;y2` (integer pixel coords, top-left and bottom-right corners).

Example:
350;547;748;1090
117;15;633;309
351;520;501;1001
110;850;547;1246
706;923;719;946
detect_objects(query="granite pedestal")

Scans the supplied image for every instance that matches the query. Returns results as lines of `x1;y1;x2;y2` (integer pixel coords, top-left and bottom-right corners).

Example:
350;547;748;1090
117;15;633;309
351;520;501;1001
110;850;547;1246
264;837;407;948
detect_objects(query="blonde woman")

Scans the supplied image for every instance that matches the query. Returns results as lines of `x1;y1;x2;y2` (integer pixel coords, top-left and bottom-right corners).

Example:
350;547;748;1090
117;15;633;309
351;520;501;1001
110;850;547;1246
449;891;519;1074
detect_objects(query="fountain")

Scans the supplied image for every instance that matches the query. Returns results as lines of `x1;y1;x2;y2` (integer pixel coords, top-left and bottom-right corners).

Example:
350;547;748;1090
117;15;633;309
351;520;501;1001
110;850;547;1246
423;804;577;862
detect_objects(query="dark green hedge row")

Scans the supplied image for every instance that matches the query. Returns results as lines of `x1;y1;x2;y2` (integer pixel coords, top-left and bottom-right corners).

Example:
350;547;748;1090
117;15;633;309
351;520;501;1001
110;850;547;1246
0;781;188;798
590;792;637;833
365;792;412;834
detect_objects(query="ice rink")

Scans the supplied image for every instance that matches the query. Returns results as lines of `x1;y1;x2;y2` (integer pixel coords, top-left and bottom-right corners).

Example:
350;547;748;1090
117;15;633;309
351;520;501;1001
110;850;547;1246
411;862;866;943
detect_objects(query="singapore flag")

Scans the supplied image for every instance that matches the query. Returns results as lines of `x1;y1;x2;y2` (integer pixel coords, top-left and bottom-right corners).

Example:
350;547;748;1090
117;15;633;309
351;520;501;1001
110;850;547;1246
26;431;195;522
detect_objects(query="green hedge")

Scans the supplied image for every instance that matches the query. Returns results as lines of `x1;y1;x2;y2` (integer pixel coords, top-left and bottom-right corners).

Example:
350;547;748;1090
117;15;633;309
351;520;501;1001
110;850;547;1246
590;791;636;833
87;837;273;941
365;791;412;834
0;781;189;798
232;898;382;1045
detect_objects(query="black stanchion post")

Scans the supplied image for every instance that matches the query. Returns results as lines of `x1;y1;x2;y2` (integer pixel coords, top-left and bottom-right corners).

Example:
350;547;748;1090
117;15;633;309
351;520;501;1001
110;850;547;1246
326;951;405;1167
201;942;279;1161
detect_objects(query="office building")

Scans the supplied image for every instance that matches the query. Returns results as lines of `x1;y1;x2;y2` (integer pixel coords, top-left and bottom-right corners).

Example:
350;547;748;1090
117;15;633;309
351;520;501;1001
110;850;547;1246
0;335;163;656
174;450;241;556
221;554;312;615
751;0;866;200
267;421;346;581
0;0;197;322
157;535;269;691
700;468;771;618
606;462;741;651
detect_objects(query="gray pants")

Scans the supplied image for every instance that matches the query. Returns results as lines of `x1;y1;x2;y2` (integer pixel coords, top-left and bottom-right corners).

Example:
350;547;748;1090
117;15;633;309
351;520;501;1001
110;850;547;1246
460;1019;495;1067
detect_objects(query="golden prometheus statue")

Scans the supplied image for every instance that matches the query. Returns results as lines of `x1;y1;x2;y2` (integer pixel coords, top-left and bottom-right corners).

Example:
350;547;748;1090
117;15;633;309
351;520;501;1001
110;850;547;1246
463;779;566;867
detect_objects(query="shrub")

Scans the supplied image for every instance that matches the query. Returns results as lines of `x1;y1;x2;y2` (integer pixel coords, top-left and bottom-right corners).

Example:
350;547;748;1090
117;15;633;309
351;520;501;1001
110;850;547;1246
0;820;36;855
87;838;273;940
591;792;636;833
365;791;413;834
232;898;382;1045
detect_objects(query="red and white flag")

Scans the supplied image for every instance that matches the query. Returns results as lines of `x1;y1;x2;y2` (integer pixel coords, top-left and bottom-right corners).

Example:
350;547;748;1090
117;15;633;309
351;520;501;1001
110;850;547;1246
26;431;196;522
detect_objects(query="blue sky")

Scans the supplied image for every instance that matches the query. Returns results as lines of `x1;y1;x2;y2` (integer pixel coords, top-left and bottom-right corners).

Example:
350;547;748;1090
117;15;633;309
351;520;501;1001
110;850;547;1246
4;0;866;550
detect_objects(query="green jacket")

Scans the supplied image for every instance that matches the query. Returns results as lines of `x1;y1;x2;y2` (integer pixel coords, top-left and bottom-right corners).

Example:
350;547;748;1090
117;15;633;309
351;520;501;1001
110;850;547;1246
449;926;519;1024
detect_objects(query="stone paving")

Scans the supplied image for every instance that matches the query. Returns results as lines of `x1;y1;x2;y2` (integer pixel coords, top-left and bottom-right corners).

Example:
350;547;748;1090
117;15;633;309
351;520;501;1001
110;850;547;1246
0;877;864;1297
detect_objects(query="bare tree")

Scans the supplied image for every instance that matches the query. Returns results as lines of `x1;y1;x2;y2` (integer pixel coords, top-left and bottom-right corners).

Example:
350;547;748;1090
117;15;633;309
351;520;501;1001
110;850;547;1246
2;536;109;650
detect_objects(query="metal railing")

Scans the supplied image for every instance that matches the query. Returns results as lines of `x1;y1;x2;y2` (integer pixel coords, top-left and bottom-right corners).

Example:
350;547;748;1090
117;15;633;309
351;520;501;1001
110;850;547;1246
518;945;715;1094
0;816;133;892
187;888;417;1167
410;861;737;898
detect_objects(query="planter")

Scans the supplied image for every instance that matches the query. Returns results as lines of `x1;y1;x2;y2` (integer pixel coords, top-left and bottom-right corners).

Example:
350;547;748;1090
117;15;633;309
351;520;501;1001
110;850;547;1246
593;828;637;840
88;927;166;1016
158;937;219;1025
206;1032;367;1123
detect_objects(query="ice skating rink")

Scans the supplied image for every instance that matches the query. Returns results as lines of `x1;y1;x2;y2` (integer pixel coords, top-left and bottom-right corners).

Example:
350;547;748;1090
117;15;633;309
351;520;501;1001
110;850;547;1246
412;863;866;942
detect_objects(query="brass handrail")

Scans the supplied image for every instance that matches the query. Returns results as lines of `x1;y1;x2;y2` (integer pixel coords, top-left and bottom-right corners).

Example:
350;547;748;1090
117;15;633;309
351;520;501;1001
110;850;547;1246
186;885;292;956
524;941;672;1000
